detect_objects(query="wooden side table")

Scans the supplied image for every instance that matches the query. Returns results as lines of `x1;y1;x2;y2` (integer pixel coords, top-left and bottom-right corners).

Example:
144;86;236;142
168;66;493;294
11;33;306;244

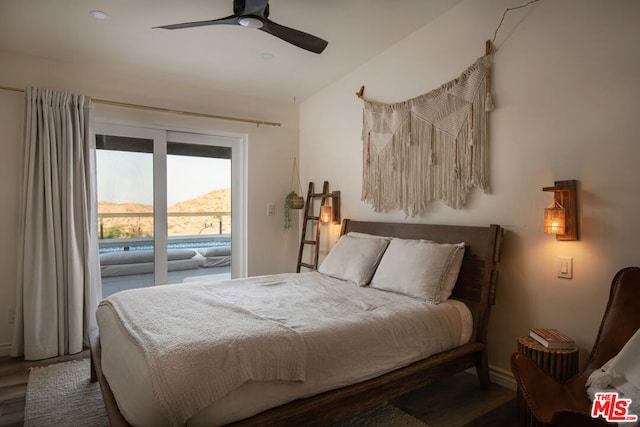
516;335;579;427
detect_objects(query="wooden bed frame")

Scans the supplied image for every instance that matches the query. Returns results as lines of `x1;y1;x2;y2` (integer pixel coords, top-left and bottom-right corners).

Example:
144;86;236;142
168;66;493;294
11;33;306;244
90;219;503;426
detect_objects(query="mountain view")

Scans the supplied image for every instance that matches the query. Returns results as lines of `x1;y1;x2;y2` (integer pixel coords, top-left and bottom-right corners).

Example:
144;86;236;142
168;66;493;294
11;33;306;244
98;188;231;238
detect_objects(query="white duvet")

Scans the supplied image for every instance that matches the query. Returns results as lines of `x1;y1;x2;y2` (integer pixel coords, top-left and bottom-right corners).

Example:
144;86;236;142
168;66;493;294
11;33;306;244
96;272;472;426
99;282;307;426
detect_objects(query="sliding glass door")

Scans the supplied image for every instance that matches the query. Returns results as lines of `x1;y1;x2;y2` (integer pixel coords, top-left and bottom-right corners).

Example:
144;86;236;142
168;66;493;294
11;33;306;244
95;124;245;297
96;132;157;295
165;139;232;284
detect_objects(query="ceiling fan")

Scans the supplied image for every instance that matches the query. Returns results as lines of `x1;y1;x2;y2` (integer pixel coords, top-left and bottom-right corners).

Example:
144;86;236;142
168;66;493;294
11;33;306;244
154;0;328;54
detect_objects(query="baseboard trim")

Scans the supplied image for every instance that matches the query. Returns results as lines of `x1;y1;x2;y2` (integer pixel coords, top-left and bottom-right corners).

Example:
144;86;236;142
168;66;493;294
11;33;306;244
464;364;517;390
0;342;12;357
490;365;517;391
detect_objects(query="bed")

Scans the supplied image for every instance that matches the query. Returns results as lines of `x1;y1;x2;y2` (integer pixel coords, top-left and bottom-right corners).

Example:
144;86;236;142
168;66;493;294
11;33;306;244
90;219;503;426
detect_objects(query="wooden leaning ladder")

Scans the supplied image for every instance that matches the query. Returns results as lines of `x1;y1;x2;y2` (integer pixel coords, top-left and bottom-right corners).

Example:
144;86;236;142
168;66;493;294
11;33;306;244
296;181;330;272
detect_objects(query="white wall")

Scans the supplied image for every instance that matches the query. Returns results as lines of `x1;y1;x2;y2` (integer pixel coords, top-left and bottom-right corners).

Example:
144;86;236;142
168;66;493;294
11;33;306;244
300;0;640;379
0;50;301;355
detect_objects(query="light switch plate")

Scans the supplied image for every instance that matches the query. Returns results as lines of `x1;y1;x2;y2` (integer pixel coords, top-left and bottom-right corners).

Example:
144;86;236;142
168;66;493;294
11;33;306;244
266;203;275;216
557;256;573;279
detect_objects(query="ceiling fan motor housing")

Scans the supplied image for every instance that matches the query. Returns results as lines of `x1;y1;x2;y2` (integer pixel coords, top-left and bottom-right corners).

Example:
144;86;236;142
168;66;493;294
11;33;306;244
234;0;269;18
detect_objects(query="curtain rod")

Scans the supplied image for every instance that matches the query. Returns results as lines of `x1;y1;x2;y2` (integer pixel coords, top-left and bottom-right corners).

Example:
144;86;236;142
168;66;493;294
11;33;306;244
0;85;281;128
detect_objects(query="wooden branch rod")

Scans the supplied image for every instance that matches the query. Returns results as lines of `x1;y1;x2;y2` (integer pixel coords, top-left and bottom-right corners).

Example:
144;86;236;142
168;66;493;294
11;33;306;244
0;84;281;128
485;40;492;56
357;40;492;99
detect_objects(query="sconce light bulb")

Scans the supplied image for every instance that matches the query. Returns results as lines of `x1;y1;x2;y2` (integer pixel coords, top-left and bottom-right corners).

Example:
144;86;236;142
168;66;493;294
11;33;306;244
321;201;332;223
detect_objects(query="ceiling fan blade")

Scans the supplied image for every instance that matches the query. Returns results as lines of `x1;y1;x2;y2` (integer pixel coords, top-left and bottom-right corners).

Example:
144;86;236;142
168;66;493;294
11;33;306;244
261;19;328;54
154;15;239;30
154;1;328;54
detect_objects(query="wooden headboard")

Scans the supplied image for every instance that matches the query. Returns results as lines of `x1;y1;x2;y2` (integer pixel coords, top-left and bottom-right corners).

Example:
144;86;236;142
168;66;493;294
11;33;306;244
340;219;503;344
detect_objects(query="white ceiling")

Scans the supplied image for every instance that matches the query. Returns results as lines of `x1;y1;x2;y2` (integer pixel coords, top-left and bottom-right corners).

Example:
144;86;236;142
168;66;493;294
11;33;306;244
0;0;463;102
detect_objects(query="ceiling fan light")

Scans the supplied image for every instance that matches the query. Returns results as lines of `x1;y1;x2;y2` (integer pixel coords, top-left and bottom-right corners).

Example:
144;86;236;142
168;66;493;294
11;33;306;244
238;17;263;29
89;10;110;21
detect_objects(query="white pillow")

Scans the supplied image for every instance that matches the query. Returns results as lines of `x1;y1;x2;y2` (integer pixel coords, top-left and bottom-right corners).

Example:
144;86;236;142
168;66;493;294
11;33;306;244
440;243;465;301
318;234;389;286
370;238;464;304
347;232;390;241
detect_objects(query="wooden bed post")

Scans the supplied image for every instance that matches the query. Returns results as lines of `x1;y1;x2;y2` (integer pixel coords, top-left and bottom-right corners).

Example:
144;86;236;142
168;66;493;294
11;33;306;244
474;224;503;389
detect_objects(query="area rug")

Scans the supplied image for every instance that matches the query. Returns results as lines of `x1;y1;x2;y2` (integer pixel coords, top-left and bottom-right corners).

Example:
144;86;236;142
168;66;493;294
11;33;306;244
24;359;108;427
332;403;427;426
25;359;426;426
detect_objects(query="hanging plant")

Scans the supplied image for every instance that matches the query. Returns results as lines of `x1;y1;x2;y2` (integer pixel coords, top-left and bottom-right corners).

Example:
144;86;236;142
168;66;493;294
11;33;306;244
291;194;304;209
284;190;297;230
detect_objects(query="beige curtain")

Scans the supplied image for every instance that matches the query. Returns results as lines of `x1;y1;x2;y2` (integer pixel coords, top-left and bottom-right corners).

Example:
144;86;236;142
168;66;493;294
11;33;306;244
11;87;102;360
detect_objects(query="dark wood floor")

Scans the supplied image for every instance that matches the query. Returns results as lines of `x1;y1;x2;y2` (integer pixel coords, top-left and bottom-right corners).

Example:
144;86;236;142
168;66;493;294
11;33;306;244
392;370;519;426
0;350;518;426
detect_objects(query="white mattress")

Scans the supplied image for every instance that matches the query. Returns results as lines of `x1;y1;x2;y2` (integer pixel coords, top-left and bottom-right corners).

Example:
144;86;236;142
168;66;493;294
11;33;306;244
97;272;472;426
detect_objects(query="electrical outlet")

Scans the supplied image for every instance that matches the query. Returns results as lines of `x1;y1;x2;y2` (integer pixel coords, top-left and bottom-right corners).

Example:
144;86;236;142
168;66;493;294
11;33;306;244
557;256;573;279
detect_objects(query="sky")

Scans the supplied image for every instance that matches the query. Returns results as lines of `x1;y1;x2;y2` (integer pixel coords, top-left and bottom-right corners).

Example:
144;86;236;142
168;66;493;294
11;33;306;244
96;151;231;206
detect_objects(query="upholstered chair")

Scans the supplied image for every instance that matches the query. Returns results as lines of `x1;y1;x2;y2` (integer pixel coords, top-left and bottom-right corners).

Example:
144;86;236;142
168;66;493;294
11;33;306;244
511;266;640;426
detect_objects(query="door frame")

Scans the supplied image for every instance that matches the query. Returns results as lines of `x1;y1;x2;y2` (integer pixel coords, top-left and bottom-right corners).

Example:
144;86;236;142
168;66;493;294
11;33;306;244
95;122;247;283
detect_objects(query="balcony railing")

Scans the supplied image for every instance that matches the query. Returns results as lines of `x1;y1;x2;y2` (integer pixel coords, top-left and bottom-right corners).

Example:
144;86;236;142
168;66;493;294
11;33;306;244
98;211;231;250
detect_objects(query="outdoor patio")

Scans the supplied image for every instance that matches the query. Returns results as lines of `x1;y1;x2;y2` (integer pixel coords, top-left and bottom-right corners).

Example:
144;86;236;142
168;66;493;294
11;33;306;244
101;265;232;298
99;234;232;299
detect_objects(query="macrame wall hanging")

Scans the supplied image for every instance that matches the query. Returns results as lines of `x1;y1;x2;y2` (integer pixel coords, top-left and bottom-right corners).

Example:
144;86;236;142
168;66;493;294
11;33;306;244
359;55;493;217
358;0;540;218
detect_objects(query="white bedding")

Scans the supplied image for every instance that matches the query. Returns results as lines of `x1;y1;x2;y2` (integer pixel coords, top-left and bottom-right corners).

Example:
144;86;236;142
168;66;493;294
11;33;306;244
97;271;472;426
100;283;307;426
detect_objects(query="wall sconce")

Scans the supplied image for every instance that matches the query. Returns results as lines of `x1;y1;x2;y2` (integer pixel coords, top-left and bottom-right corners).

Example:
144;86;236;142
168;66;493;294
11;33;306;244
542;180;578;241
320;191;341;225
544;200;565;235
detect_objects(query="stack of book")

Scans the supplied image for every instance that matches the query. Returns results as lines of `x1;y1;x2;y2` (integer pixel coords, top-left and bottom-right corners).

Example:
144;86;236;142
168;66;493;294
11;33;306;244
529;328;575;349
